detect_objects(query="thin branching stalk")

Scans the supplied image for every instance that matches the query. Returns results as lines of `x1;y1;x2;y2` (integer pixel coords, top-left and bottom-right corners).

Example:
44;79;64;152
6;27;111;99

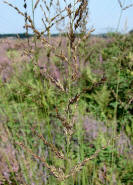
116;0;133;32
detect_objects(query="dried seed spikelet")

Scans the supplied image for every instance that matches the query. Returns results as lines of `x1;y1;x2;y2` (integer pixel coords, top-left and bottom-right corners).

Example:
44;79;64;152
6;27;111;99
43;0;50;12
56;109;73;136
50;8;66;22
24;0;27;20
23;48;34;58
74;0;88;30
125;97;133;109
67;28;75;49
16;142;65;180
74;8;80;20
68;145;108;178
48;166;65;181
69;149;101;177
71;46;79;81
16;142;50;169
4;2;34;35
55;52;69;64
45;23;54;32
82;28;95;41
66;93;80;113
40;4;49;23
4;1;54;48
4;1;25;16
66;4;72;18
47;73;65;92
31;127;65;160
34;0;40;10
50;0;54;7
117;0;122;8
122;4;133;10
66;4;76;48
23;0;30;46
55;16;65;25
41;17;47;30
75;28;95;50
117;0;133;10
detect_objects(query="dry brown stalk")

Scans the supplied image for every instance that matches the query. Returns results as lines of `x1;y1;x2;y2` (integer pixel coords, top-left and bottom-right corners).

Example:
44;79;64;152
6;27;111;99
16;127;121;182
3;0;113;183
16;142;66;181
31;127;65;160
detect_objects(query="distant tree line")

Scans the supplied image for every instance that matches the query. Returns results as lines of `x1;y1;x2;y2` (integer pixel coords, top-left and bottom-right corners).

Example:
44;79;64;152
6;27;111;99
0;33;108;39
0;29;133;39
0;33;33;39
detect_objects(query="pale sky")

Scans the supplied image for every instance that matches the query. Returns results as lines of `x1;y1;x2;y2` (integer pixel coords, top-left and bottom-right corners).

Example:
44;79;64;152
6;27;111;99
0;0;133;34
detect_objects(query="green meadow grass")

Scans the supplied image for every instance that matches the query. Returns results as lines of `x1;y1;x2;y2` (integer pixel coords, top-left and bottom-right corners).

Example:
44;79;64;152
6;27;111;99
0;33;133;185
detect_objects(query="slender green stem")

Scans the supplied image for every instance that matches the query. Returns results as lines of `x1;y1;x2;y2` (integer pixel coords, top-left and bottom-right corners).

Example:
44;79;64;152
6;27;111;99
116;0;126;32
32;0;37;48
112;62;121;164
